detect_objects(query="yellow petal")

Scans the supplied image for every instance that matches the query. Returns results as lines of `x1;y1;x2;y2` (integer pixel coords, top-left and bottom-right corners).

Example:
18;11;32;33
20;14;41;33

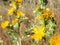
15;0;23;2
17;11;24;17
12;18;18;24
8;8;15;15
1;21;9;29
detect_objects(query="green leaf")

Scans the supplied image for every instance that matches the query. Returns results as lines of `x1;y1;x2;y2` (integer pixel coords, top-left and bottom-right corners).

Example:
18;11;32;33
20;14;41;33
8;30;16;35
49;21;55;29
38;8;43;12
46;30;54;37
40;20;45;27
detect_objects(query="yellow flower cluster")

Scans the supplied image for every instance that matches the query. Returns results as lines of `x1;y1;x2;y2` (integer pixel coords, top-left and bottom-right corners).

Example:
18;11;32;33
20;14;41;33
1;21;9;29
8;8;15;15
17;11;24;17
36;15;43;20
36;8;54;20
43;8;54;18
12;18;18;24
31;26;46;41
50;34;60;45
1;0;24;29
10;1;16;8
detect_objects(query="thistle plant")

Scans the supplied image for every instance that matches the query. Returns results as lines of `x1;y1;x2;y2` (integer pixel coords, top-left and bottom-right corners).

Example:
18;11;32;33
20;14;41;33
32;0;56;45
1;0;57;45
1;0;26;45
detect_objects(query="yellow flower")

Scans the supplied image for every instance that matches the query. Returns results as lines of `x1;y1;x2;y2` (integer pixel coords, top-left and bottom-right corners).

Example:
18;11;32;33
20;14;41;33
49;34;60;45
36;15;43;20
17;11;24;17
1;21;9;29
31;26;46;41
10;1;16;8
15;0;23;2
8;8;15;15
12;18;18;24
43;8;51;18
